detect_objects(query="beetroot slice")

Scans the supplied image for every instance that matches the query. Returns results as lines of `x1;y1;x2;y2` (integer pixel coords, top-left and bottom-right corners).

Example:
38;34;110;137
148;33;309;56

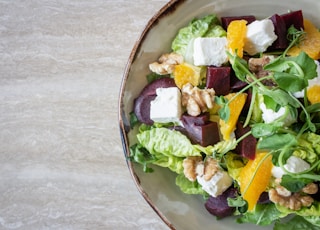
133;77;176;125
221;15;256;30
206;66;231;96
235;121;256;160
280;10;304;30
269;14;288;50
205;187;238;219
133;95;156;125
181;113;220;147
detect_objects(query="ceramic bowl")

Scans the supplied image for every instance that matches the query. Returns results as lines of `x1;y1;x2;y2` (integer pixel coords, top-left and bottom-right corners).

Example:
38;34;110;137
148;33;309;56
119;0;320;229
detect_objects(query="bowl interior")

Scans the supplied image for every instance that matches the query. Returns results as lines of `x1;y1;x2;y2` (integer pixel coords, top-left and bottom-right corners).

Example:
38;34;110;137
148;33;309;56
119;0;320;229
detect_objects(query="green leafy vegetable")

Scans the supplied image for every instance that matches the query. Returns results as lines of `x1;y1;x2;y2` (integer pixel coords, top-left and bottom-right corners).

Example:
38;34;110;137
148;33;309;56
175;174;208;196
237;203;282;226
280;174;312;192
274;215;320;230
257;133;297;150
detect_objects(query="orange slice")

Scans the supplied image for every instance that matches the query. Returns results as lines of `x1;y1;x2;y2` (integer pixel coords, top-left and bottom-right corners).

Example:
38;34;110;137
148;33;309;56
307;85;320;104
239;152;272;211
227;20;247;58
219;93;247;140
173;63;202;89
287;19;320;60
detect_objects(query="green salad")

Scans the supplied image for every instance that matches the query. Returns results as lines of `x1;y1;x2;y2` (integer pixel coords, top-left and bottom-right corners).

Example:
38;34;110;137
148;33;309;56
129;9;320;229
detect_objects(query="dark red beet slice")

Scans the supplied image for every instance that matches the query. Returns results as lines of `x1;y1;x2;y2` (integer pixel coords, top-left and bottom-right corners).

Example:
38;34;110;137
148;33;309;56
181;113;220;147
269;14;288;50
181;112;210;126
140;77;176;96
206;66;231;96
235;121;256;160
133;77;177;125
205;187;237;219
280;10;304;30
134;95;156;125
221;15;256;30
258;192;270;204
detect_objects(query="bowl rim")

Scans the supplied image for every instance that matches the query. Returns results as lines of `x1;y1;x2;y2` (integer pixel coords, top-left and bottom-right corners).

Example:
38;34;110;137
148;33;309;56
118;0;184;229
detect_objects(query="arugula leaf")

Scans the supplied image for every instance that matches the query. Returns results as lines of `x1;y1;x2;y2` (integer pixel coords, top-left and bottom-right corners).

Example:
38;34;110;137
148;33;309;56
129;144;156;173
214;96;230;121
280;174;312;192
236;203;281;226
257;133;297;150
251;122;283;138
264;52;317;93
129;111;140;128
228;196;248;213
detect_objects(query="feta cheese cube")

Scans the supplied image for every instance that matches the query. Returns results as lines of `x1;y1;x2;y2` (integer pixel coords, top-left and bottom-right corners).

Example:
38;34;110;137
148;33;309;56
272;156;310;178
193;37;228;67
244;19;278;55
197;171;233;197
150;87;182;123
260;102;286;123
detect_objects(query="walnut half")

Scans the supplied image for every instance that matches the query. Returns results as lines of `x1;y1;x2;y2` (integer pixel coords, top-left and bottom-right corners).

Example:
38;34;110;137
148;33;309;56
181;83;215;116
269;182;318;211
149;52;183;75
183;156;219;182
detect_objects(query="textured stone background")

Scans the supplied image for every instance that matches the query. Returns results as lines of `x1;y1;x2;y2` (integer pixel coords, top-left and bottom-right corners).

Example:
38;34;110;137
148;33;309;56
0;1;169;229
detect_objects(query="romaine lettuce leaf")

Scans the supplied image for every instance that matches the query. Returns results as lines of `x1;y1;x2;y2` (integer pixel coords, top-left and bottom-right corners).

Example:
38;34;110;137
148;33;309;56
137;127;202;157
171;14;226;64
274;215;320;230
175;173;207;196
129;143;184;174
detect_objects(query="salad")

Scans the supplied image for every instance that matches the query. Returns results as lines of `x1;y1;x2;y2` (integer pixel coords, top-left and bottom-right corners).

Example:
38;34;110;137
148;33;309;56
128;9;320;229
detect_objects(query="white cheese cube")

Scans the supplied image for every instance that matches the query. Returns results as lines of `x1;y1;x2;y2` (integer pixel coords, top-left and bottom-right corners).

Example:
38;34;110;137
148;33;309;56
260;102;286;123
272;156;311;178
193;37;228;67
150;87;182;123
244;19;278;55
197;171;233;197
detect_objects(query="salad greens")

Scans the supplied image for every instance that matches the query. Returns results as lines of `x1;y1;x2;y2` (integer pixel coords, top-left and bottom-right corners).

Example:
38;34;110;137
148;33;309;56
128;11;320;229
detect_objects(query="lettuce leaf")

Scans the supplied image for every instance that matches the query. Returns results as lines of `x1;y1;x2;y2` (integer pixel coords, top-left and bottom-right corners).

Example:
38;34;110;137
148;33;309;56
131;127;204;174
175;173;208;196
274;215;320;230
275;201;320;217
137;127;202;158
171;14;226;64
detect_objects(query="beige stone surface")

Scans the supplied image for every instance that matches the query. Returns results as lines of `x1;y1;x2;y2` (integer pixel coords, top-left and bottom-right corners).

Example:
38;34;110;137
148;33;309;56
0;1;169;229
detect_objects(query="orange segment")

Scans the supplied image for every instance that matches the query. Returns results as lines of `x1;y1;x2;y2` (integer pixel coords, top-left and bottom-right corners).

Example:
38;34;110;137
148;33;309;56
227;20;247;58
219;93;247;140
287;19;320;60
307;85;320;104
239;152;272;211
173;63;202;89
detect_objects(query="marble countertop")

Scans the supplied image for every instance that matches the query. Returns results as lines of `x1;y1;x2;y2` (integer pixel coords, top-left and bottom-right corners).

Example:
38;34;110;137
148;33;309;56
0;1;169;229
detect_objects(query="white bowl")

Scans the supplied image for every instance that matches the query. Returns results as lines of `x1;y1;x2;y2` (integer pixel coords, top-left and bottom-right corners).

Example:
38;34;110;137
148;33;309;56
119;0;320;229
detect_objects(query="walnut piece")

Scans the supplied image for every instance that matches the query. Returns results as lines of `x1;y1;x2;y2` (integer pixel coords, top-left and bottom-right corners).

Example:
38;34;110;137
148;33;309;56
248;55;276;86
183;156;203;182
183;156;219;182
181;83;215;116
149;52;183;75
269;182;318;211
203;157;219;181
302;183;319;194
